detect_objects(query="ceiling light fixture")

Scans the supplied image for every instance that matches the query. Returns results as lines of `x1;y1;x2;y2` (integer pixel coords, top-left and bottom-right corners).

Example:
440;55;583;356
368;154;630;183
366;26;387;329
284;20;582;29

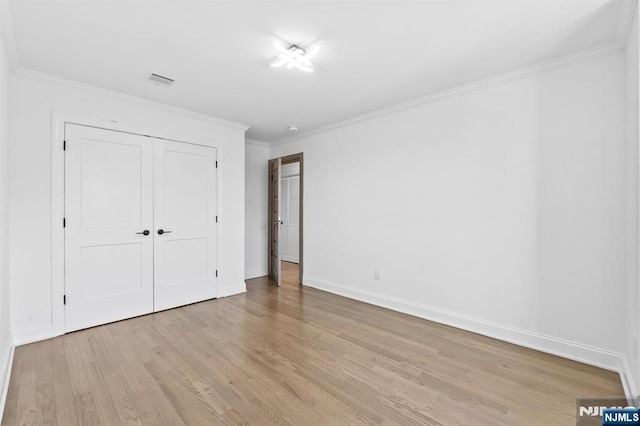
271;41;318;73
288;125;299;132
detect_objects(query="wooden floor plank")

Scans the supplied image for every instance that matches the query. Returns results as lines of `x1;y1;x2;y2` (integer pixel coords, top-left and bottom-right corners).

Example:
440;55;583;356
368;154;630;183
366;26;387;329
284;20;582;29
2;344;23;425
49;338;79;426
35;341;57;425
2;262;625;425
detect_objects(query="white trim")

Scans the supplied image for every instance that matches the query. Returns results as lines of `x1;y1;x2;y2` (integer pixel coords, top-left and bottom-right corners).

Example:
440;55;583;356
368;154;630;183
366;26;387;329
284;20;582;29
217;285;247;298
14;68;249;131
0;1;18;72
616;0;639;49
245;269;268;280
215;145;222;300
0;344;15;421
11;324;56;346
272;42;622;147
51;114;66;339
621;355;639;404
303;276;625;374
245;138;270;148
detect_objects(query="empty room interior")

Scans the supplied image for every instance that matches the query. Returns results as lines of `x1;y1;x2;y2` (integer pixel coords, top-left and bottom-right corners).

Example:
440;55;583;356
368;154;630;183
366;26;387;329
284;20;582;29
0;0;639;424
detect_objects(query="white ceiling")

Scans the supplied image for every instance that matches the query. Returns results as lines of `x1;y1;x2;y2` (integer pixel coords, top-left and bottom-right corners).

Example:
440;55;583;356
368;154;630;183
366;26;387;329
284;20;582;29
6;0;630;142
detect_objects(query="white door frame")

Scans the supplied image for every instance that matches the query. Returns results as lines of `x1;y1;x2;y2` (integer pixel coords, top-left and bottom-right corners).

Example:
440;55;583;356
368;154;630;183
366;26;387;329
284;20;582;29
51;112;221;337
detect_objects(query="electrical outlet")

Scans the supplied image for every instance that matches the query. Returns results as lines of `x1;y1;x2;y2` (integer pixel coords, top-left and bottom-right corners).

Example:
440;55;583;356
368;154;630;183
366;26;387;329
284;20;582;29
374;269;381;280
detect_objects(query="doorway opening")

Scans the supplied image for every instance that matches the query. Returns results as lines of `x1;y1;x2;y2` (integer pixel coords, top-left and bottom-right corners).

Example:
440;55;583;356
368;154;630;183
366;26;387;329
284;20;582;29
268;153;303;286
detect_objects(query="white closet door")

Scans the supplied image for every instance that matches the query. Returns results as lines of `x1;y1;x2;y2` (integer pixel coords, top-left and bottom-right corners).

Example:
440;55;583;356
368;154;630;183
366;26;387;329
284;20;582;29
153;140;217;311
280;179;290;259
65;125;154;332
280;176;299;263
287;176;300;262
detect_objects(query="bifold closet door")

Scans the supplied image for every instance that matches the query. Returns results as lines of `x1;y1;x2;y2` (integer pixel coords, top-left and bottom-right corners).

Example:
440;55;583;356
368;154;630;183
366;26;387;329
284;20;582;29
153;140;218;311
65;124;154;332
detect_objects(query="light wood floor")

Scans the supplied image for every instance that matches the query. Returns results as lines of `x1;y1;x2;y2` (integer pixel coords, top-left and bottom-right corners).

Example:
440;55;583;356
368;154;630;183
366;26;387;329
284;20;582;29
2;261;624;425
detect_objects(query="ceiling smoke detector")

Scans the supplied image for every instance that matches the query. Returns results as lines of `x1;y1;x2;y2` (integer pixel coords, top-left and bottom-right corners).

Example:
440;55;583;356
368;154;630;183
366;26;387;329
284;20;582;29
145;72;175;86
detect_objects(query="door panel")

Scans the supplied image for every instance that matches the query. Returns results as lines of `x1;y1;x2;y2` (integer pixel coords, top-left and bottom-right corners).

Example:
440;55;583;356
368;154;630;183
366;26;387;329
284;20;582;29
154;140;217;311
65;124;154;332
164;238;209;284
81;243;143;300
163;150;209;223
280;179;290;259
80;140;143;228
288;176;300;262
270;158;282;285
280;176;299;263
289;229;300;262
280;227;290;261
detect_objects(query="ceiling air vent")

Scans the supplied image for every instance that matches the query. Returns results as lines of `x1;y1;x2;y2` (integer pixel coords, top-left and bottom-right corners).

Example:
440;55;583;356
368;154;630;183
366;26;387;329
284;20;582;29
145;73;175;86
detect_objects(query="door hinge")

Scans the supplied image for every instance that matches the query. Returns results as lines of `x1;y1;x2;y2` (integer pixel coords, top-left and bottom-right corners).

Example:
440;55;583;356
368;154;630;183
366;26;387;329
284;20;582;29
63;295;66;305
63;218;66;228
63;140;66;151
216;270;218;277
216;161;218;168
216;215;218;223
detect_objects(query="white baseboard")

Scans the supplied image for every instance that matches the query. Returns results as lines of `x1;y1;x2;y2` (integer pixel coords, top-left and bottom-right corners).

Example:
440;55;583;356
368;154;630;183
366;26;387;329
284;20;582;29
0;343;15;422
621;355;639;404
303;276;625;374
281;257;299;264
245;269;268;280
218;285;247;298
12;324;58;347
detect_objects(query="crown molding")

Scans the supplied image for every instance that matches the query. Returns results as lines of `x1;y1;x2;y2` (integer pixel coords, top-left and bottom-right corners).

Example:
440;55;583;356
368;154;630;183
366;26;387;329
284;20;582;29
616;0;638;49
0;0;18;72
271;42;622;147
13;67;250;131
245;138;270;148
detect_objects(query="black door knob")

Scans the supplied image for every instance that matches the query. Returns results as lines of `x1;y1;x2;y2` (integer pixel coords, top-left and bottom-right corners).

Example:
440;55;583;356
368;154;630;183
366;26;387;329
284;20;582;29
157;229;172;235
136;230;150;236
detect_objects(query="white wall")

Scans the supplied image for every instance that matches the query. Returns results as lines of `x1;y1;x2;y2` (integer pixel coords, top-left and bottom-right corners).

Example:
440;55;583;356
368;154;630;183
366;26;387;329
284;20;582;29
245;141;269;279
9;71;247;343
625;6;640;399
271;51;628;370
0;11;12;409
